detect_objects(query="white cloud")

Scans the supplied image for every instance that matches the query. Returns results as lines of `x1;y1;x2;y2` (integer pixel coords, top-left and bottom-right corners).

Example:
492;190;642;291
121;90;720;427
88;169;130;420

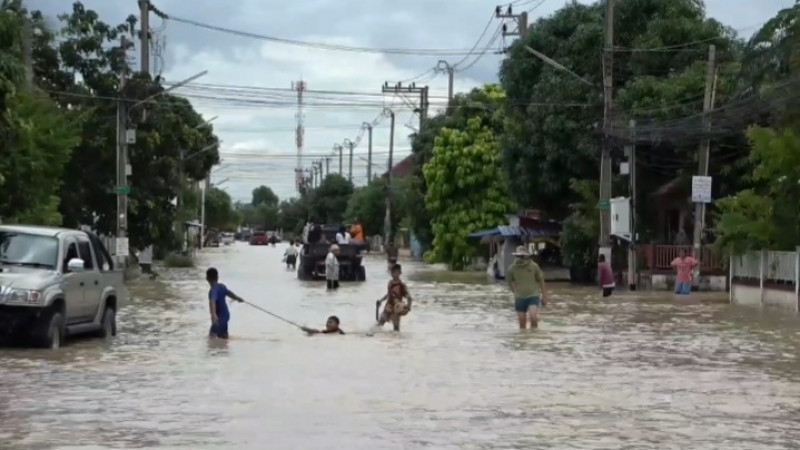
162;37;483;201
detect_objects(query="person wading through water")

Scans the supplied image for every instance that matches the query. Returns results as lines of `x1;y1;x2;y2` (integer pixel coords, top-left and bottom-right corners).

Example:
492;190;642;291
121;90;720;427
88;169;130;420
506;245;547;329
671;249;698;295
325;244;340;290
598;254;615;297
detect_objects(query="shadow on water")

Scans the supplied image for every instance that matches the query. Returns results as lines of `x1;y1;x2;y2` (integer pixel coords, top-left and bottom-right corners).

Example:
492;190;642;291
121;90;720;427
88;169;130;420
2;243;800;449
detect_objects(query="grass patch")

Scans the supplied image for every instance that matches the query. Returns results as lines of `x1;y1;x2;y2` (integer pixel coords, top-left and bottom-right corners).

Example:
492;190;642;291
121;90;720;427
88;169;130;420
163;252;194;268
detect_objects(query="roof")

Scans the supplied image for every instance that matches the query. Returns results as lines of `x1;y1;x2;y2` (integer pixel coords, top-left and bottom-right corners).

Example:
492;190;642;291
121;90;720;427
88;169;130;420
468;224;561;239
381;154;416;179
0;224;78;237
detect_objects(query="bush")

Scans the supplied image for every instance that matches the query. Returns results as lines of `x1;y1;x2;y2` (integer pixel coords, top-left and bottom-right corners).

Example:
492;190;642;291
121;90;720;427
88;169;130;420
163;252;194;268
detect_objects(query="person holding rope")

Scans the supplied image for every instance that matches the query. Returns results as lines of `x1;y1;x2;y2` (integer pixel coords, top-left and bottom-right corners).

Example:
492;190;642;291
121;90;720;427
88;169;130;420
301;315;345;335
206;267;244;339
376;263;413;331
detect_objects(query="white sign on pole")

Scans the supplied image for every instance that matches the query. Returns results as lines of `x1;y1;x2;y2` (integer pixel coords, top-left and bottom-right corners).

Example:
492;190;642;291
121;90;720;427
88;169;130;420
691;176;712;203
116;237;130;256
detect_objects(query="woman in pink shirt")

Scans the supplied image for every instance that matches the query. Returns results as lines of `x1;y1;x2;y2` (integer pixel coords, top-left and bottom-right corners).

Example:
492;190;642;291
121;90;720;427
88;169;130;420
671;249;698;295
598;254;615;297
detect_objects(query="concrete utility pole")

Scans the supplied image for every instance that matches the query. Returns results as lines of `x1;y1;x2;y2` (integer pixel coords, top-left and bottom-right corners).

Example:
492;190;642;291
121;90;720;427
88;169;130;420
598;0;615;260
116;35;130;265
625;120;637;290
436;60;455;113
382;82;428;129
383;109;395;246
292;80;306;192
334;143;343;175
138;0;150;74
344;139;354;182
692;44;717;285
364;122;373;180
495;5;529;52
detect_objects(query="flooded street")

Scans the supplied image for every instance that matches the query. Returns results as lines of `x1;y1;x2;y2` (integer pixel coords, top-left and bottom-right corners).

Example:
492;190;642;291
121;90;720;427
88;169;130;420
2;243;800;449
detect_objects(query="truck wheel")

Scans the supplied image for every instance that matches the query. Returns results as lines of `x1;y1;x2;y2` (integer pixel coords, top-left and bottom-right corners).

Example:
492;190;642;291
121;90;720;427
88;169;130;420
355;265;366;281
33;307;65;350
95;305;117;338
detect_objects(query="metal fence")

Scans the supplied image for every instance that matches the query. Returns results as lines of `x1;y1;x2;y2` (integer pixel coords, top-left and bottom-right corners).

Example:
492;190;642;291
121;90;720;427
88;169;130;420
730;249;799;286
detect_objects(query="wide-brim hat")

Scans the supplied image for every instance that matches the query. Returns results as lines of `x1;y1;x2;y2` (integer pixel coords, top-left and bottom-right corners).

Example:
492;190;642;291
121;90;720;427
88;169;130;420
512;245;530;256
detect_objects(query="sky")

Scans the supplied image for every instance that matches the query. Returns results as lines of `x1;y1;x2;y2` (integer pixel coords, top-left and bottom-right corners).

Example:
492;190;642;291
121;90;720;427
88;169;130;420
27;0;797;203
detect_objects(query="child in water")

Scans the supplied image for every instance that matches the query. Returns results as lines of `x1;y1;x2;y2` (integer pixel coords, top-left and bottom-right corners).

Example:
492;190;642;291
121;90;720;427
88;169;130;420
376;264;413;331
206;267;244;339
301;315;345;335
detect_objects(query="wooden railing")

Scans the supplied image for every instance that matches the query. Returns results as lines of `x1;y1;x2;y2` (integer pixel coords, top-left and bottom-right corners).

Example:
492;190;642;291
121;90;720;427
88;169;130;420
638;244;723;273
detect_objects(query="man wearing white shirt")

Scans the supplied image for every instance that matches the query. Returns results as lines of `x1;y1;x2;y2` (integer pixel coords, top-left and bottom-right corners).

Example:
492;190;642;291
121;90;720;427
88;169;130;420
335;226;350;244
325;244;340;290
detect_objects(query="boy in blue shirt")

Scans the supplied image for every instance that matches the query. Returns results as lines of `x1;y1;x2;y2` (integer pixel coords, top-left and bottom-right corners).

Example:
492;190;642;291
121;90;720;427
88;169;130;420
206;267;244;339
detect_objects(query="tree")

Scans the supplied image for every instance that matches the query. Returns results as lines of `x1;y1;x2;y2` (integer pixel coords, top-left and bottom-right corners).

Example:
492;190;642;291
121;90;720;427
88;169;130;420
715;126;800;254
499;0;738;220
345;178;386;237
251;185;278;207
26;1;219;251
423;116;516;269
560;179;600;281
407;84;506;248
0;1;81;224
204;187;236;230
277;196;309;236
308;174;353;224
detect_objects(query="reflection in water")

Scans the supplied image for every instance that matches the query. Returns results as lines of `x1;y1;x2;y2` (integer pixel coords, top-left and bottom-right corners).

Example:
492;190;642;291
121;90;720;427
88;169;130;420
1;243;800;449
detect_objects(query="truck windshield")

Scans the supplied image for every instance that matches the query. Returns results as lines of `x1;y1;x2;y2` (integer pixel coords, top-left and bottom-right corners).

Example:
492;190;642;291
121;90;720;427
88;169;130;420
0;232;58;269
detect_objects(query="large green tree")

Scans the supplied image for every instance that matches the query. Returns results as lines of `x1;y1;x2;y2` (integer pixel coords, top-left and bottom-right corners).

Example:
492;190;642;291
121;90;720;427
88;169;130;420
423;116;516;269
26;1;219;250
307;174;353;224
0;1;81;224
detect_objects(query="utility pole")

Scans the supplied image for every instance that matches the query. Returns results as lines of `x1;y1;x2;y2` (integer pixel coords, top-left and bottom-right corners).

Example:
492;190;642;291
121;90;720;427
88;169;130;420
364;122;373;180
625;120;637;290
335;143;343;175
598;0;615;261
692;44;717;286
436;61;455;105
200;177;210;249
384;110;395;246
496;5;529;52
292;80;306;192
382;82;428;129
344;139;354;182
116;36;130;264
325;157;330;178
138;0;150;74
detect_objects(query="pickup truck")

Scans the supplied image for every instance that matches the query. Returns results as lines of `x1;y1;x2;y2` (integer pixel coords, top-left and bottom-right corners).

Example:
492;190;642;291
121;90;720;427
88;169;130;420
0;225;126;349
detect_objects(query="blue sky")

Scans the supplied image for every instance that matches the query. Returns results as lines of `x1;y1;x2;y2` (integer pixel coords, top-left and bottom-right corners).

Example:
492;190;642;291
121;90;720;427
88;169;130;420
28;0;797;202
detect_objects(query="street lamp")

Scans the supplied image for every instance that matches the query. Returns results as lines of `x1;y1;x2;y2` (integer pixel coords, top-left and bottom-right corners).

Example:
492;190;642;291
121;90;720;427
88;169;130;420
333;143;344;175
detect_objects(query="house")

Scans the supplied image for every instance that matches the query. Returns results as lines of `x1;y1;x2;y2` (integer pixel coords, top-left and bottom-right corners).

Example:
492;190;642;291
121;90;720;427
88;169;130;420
381;154;416;179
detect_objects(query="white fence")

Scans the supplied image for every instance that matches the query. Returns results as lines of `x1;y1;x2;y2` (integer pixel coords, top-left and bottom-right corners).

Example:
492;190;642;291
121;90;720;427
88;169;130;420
730;248;799;312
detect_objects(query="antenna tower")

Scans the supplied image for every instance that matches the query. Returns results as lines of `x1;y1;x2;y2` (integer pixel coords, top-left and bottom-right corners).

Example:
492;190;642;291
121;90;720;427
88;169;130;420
292;80;307;192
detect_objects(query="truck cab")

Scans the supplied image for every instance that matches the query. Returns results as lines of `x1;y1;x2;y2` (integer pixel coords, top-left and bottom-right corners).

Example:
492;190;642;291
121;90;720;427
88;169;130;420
0;225;126;349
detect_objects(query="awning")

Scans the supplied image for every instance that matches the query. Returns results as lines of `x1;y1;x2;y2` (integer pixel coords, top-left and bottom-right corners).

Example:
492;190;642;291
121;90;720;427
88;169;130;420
468;224;561;239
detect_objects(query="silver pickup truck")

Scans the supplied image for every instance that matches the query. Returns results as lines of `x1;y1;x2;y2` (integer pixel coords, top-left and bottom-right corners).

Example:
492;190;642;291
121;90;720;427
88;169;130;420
0;225;126;349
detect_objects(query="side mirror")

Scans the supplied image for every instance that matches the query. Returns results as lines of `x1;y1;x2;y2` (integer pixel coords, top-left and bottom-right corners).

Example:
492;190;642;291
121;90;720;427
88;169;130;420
67;258;85;273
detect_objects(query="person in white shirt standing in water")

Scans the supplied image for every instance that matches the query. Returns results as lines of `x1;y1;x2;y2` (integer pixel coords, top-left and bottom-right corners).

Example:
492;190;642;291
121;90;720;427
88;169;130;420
335;226;350;245
325;244;340;290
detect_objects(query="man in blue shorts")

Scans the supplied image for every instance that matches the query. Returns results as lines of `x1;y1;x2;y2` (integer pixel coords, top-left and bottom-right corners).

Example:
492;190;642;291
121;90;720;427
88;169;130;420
206;267;244;339
506;246;547;329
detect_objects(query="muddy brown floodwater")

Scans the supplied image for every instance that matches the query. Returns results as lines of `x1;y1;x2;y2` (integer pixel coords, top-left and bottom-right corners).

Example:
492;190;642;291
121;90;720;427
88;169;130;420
2;243;800;449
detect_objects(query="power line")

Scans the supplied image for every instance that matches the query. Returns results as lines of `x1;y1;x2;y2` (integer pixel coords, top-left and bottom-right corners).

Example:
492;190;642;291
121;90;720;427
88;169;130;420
156;12;495;56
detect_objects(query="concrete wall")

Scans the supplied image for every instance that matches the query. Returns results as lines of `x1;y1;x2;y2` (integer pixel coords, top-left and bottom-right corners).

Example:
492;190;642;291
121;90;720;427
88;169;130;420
730;283;799;311
636;273;727;292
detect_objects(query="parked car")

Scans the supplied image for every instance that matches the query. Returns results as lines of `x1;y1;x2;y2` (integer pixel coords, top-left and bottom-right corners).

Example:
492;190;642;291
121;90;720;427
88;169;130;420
249;231;269;245
220;232;235;245
0;225;126;349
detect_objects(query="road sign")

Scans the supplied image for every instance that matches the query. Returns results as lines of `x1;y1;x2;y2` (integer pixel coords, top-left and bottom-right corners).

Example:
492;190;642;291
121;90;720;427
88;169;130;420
691;176;712;203
114;185;131;195
596;199;610;209
115;237;129;256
